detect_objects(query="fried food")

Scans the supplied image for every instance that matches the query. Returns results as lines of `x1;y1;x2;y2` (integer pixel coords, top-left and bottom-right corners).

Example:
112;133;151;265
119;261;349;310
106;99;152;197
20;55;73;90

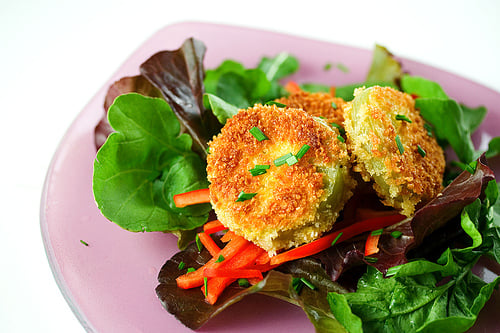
344;86;445;216
207;104;356;254
275;91;346;126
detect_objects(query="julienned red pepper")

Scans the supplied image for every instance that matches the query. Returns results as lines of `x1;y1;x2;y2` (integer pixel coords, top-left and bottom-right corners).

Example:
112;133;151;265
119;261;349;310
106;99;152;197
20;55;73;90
270;214;406;266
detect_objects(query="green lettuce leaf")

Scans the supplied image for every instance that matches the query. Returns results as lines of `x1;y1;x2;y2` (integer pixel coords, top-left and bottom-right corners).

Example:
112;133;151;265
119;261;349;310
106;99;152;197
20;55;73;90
93;93;211;233
329;178;500;333
204;53;298;111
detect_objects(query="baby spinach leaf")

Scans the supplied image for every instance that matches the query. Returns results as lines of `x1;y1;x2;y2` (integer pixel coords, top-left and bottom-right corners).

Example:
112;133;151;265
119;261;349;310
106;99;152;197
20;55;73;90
329;259;500;333
93;93;211;233
486;136;500;159
401;75;448;99
203;93;239;125
416;98;476;163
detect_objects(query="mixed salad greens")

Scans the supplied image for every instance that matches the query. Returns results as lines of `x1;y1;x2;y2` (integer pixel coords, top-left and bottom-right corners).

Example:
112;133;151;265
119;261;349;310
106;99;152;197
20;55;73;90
93;38;500;332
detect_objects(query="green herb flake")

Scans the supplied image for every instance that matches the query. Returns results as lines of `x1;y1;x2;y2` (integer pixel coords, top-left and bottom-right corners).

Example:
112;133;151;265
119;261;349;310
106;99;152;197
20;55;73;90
395;135;404;154
292;277;304;294
249;168;267;176
274;152;294;166
178;261;186;270
236;191;257;202
336;63;350;73
337;135;345;143
300;277;317;290
371;228;384;236
80;240;89;247
195;234;203;252
331;102;337;109
286;154;299;166
424;123;433;137
215;255;225;263
330;123;346;135
187;267;196;273
331;232;343;247
238;278;250;288
203;277;208;297
391;231;403;239
395;114;412;123
295;144;310;160
364;256;378;263
324;63;333;71
417;145;426;157
265;101;287;108
249;126;268;142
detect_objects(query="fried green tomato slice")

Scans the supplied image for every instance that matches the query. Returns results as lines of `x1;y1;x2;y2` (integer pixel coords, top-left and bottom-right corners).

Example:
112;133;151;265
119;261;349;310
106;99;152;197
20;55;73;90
344;86;445;216
275;91;347;126
207;104;356;255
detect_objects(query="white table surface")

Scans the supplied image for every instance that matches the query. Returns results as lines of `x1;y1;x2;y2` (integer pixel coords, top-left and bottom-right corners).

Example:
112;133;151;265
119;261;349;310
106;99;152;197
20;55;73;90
1;0;499;332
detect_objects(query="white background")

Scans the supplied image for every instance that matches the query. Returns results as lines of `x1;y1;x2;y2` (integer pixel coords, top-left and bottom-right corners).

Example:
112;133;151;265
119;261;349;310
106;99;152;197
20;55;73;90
1;0;499;332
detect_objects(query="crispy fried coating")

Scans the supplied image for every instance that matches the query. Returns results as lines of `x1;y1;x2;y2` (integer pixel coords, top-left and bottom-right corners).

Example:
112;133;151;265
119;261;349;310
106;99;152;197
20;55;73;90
276;91;346;126
344;86;445;216
207;104;356;254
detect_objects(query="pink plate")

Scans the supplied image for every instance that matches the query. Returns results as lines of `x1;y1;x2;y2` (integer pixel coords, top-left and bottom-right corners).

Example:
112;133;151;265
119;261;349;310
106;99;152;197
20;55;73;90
40;22;500;332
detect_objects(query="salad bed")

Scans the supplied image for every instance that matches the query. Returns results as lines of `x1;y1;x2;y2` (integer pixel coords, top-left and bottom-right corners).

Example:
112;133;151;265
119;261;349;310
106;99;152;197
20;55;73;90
92;37;500;332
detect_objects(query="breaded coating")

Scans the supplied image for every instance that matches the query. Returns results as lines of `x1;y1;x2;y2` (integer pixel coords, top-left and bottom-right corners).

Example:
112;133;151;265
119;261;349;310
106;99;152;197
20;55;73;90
276;91;346;126
207;104;356;254
344;86;445;216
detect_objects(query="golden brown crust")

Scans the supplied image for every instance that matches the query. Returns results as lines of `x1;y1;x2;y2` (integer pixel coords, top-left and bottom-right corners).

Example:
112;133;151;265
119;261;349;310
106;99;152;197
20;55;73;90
207;104;354;253
276;91;346;125
344;86;445;216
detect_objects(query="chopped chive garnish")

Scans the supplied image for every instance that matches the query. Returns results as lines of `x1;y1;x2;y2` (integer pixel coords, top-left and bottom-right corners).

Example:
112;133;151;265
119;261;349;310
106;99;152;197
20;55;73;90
203;277;208;297
395;114;412;123
274;152;294;166
80;240;89;246
286;154;299;166
336;63;350;73
324;63;332;71
391;231;403;239
331;102;337;109
331;232;343;246
330;123;345;135
187;267;196;273
300;278;317;290
424;123;433;137
265;101;287;107
417;145;426;157
371;228;384;236
395;135;404;154
178;261;186;270
292;277;304;294
249;168;267;176
249;126;268;141
195;234;203;252
364;256;378;263
337;135;345;143
215;255;225;263
386;265;402;277
236;191;257;202
296;144;310;159
238;278;250;288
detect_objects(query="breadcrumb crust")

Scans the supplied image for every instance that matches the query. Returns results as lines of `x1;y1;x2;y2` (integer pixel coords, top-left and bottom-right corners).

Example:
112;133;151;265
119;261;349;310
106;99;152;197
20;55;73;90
207;104;355;254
